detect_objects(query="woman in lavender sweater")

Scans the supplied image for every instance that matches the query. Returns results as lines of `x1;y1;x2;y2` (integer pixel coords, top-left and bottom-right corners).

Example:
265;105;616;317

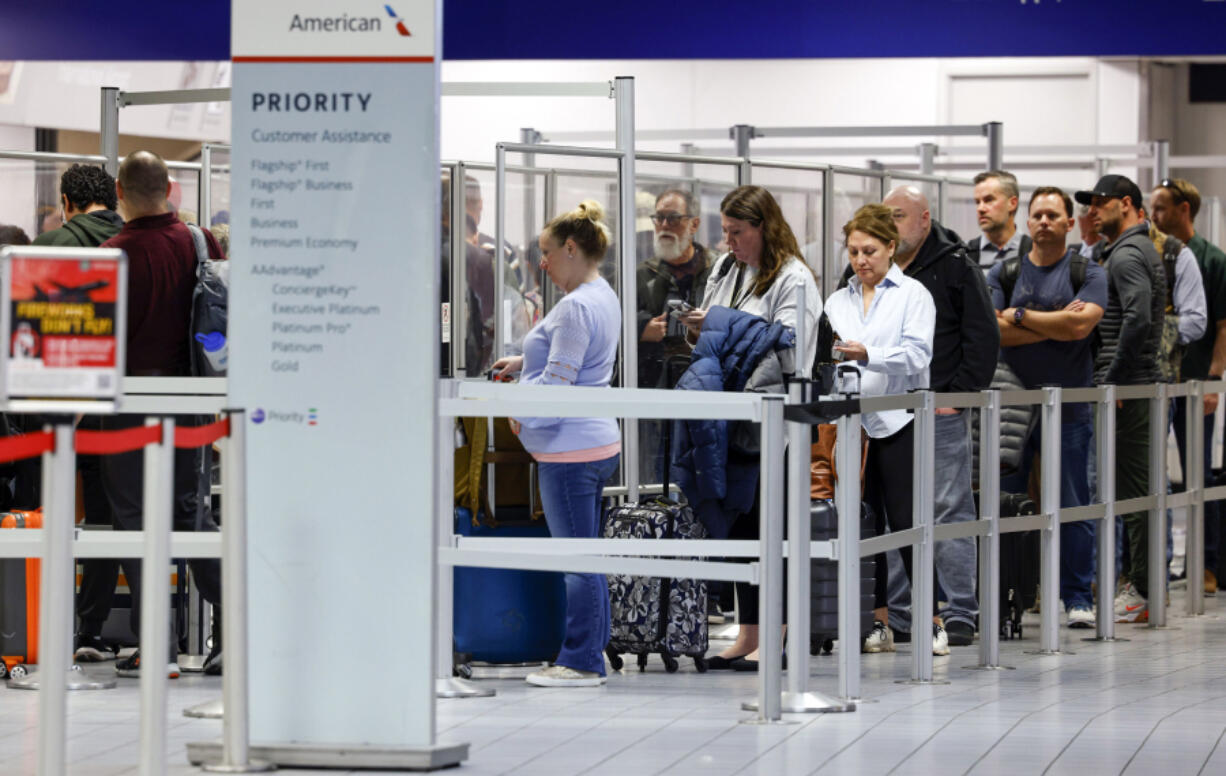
492;200;621;688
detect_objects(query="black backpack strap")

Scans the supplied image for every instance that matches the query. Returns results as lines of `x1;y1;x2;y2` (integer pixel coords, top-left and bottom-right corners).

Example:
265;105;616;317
1018;234;1033;260
714;252;738;281
1162;236;1180;307
1069;253;1088;295
999;256;1022;306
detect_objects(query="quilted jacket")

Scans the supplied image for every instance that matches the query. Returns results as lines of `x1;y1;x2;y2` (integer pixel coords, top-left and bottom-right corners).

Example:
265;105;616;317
669;306;795;539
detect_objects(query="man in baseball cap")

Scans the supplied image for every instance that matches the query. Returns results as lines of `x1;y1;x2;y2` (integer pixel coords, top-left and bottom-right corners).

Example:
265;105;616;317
1076;173;1167;623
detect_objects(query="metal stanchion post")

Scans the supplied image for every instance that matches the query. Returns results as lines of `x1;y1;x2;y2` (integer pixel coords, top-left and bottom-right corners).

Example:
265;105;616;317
836;406;863;700
12;426;115;698
777;381;852;714
900;391;945;684
1028;388;1067;655
1149;384;1170;627
33;424;75;776
139;418;174;776
202;411;273;773
434;380;493;699
968;390;1012;669
1088;386;1125;643
1186;381;1206;617
743;396;785;721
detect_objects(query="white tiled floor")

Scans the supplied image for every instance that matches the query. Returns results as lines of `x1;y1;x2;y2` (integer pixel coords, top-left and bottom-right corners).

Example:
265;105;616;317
3;587;1225;775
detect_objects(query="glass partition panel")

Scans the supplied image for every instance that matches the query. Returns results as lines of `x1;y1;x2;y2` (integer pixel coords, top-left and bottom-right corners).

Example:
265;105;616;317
206;147;231;239
0;159;61;241
464;162;550;376
750;164;825;293
943;180;979;247
830;171;885;292
169;167;201;226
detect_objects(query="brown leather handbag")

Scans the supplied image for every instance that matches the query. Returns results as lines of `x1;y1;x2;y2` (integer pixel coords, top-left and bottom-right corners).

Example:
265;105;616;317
810;424;868;500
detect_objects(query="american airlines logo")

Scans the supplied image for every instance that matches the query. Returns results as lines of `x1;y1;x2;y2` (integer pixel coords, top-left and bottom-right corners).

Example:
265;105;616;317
288;4;411;35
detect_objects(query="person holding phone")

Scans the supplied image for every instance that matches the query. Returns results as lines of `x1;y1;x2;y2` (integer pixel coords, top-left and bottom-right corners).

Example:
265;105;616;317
491;200;621;688
824;203;936;655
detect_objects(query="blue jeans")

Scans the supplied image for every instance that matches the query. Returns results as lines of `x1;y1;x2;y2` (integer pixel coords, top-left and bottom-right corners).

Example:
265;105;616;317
1002;417;1096;610
537;454;620;675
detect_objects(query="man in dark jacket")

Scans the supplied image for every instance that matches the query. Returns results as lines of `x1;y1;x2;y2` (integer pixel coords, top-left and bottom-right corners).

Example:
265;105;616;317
23;164;126;662
33;164;124;249
869;185;999;651
636;189;714;483
1076;175;1165;623
98;151;224;677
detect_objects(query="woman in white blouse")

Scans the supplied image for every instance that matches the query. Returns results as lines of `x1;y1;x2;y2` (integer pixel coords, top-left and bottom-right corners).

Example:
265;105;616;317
823;203;936;655
679;185;821;671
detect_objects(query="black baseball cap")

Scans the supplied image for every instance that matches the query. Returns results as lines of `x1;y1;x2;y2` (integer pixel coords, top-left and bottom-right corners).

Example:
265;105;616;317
1074;174;1144;209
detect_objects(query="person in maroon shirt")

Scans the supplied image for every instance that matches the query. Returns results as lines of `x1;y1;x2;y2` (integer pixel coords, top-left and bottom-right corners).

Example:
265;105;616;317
92;151;224;678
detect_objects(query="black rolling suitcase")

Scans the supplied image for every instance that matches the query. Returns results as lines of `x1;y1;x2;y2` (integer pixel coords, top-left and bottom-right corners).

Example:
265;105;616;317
810;500;876;655
997;493;1038;640
603;422;709;674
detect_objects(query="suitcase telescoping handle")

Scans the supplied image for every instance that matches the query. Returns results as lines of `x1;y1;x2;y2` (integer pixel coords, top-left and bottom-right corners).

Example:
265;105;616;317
661;415;672;502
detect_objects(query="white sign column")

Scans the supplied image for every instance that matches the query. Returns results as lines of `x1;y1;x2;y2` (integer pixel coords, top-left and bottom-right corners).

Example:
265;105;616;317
220;0;462;768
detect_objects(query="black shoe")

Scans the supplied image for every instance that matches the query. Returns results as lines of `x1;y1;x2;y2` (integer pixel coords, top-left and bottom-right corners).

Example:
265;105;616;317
891;627;911;644
731;654;787;672
115;650;180;679
705;653;750;670
945;620;975;646
202;645;222;676
73;634;115;662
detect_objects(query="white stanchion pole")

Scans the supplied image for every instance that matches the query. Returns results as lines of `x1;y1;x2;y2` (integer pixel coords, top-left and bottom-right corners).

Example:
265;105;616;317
1149;384;1170;627
901;391;942;684
203;410;273;773
435;380;494;699
35;423;75;776
836;405;863;699
139;418;174;776
743;396;785;721
1186;381;1206;617
969;389;1012;669
1089;386;1124;643
1030;388;1066;655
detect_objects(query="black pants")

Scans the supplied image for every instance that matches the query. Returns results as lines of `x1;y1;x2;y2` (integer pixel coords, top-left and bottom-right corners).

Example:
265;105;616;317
86;414;222;658
865;422;915;610
729;451;788;627
75;416;121;638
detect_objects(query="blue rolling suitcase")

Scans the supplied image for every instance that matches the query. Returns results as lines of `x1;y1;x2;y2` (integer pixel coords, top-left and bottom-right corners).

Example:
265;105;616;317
452;507;566;664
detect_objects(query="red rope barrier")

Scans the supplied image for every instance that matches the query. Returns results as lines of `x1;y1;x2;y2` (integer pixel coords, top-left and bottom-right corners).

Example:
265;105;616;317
174;417;231;449
75;425;162;455
0;431;55;464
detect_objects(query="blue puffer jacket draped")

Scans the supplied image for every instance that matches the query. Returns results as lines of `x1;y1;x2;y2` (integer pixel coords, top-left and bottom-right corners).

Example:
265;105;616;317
669;306;795;539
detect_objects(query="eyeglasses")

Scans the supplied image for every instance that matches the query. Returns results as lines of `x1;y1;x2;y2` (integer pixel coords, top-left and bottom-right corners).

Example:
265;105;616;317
651;212;693;227
1159;179;1188;205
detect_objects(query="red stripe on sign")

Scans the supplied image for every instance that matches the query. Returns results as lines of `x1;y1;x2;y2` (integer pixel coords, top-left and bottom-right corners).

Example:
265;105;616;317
75;425;162;455
174;418;231;449
232;56;434;63
0;432;55;464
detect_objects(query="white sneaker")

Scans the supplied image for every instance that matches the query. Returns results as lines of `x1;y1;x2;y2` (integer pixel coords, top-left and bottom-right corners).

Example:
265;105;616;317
526;665;606;687
862;620;895;653
1113;581;1137;617
932;624;950;656
1114;585;1148;623
1067;606;1095;629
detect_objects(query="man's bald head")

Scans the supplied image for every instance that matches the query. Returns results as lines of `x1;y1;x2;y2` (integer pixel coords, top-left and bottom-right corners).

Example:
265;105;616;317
116;150;170;218
882;185;931;260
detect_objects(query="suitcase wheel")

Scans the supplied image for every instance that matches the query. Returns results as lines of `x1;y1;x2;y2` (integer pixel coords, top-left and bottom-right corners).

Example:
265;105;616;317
9;664;28;681
0;663;5;680
637;653;649;672
693;655;708;673
606;648;624;672
661;653;679;674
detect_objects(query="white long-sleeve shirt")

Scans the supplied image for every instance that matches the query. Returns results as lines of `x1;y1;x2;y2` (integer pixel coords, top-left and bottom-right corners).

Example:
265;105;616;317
823;263;936;438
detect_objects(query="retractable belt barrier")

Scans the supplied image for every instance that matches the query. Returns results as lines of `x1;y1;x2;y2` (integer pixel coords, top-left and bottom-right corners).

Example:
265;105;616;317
0;410;260;776
436;376;1225;719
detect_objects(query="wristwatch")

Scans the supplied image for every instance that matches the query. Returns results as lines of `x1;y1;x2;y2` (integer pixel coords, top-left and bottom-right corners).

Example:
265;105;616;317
1012;308;1026;327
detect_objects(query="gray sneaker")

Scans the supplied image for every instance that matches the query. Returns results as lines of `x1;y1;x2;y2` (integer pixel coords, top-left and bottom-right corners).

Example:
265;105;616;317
526;665;606;687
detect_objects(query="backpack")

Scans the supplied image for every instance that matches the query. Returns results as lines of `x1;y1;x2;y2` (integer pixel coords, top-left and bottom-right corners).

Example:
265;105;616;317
185;223;229;377
998;251;1098;358
1155;233;1183;383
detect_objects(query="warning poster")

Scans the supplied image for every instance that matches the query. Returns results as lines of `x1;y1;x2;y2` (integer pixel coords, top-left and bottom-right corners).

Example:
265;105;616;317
1;248;127;401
